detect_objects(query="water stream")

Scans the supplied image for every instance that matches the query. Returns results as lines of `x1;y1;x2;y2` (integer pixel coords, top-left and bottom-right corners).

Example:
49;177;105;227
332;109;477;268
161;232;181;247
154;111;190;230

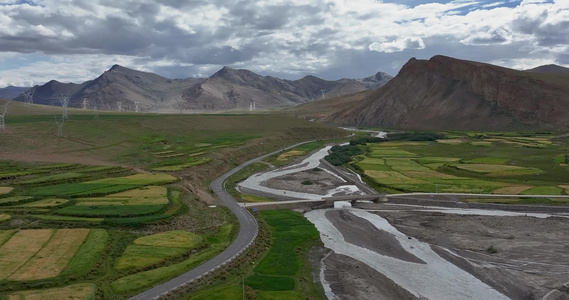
305;209;511;300
238;145;362;199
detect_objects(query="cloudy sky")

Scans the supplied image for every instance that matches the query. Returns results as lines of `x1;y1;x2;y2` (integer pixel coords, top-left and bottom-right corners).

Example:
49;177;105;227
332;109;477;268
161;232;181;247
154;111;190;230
0;0;567;87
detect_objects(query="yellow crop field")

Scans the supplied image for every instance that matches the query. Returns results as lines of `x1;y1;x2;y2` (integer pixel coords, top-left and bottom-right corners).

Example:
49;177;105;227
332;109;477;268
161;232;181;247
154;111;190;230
134;230;203;248
277;150;304;161
0;186;13;194
559;185;569;193
369;148;418;157
494;185;533;194
471;141;492;146
0;229;53;280
8;229;90;281
358;157;385;165
402;171;460;179
363;170;425;184
18;198;68;207
113;186;167;198
378;141;427;147
0;214;11;222
436;139;465;144
454;164;525;173
75;186;168;206
7;283;94;300
90;173;177;185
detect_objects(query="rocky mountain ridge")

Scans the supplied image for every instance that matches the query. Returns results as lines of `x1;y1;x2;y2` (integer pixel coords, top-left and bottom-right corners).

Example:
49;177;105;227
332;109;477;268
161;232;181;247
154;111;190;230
327;55;569;130
12;65;391;112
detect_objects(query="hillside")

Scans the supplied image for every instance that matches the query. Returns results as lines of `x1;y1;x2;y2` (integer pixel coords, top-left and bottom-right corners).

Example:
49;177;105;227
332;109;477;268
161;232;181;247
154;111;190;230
526;64;569;74
285;90;374;120
328;55;569;131
0;86;29;100
13;66;391;112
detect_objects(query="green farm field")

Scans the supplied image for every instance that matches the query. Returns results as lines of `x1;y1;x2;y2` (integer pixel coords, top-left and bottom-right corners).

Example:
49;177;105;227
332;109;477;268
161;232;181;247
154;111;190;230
188;210;323;300
352;132;569;198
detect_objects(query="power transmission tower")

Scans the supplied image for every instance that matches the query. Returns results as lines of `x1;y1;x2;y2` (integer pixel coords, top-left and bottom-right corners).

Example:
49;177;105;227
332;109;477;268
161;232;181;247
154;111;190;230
321;89;325;99
82;98;88;110
59;93;70;120
0;100;10;131
134;102;140;112
117;101;122;112
23;88;35;106
93;106;99;120
174;96;185;113
53;115;64;137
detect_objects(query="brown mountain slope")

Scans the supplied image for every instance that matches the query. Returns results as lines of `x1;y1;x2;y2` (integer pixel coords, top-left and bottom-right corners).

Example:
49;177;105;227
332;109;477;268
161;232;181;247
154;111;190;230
526;64;569;74
14;66;391;112
180;67;391;110
285;90;374;120
328;55;569;131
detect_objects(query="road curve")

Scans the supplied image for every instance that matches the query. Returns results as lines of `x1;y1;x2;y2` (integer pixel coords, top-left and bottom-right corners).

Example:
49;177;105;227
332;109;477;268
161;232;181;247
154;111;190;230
129;141;315;300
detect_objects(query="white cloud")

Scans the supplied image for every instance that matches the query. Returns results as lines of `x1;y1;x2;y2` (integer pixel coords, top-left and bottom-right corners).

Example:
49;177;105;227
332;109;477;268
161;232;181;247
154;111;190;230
369;37;426;53
0;0;567;86
460;28;513;45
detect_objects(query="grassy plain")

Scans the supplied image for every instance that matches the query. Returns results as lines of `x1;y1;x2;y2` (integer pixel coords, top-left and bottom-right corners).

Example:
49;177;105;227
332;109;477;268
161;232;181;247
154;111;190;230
0;101;345;298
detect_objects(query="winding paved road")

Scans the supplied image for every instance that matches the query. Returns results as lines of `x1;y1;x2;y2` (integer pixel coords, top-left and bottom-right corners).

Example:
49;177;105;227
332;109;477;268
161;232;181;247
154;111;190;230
129;141;314;300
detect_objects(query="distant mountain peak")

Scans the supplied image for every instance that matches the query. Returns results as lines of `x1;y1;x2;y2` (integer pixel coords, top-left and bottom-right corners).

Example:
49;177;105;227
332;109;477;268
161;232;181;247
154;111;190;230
525;64;569;74
107;64;132;73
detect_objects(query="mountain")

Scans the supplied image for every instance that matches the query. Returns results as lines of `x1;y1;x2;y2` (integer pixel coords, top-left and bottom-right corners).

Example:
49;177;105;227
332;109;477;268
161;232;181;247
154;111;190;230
181;67;391;110
328;55;569;131
14;66;391;112
14;65;202;111
0;86;30;100
525;64;569;74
